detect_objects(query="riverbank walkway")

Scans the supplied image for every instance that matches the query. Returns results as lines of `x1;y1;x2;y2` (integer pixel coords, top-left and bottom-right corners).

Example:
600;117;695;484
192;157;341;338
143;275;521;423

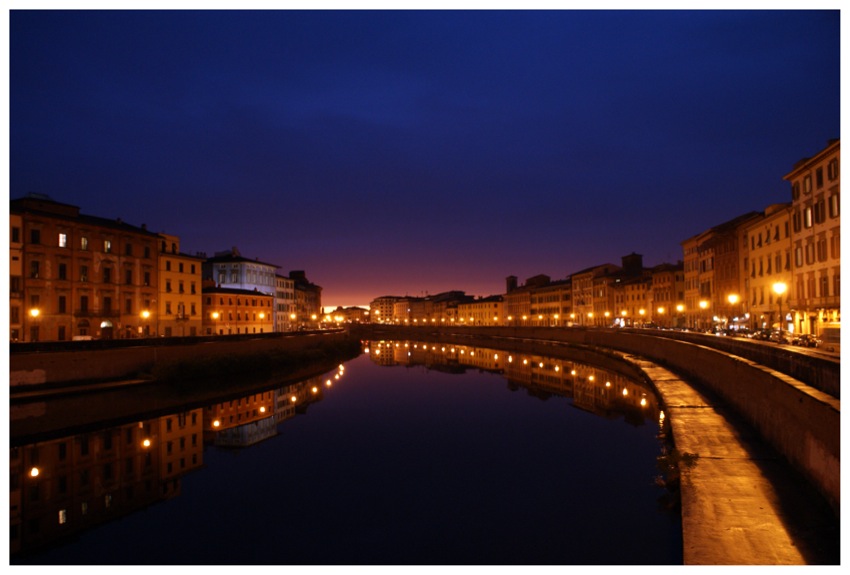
631;355;839;564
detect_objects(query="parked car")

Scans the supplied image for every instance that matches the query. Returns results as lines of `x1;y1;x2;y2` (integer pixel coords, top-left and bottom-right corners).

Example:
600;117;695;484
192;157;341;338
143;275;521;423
790;333;821;348
749;329;772;341
768;330;791;344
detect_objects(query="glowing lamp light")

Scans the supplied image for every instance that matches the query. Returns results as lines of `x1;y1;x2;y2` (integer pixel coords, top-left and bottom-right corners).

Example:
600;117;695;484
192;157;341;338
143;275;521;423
142;438;152;448
622;388;629;396
30;467;40;477
290;396;297;403
213;420;221;427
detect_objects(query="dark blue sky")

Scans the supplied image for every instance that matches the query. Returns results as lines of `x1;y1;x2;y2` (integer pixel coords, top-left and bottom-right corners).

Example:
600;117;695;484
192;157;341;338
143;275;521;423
8;9;840;307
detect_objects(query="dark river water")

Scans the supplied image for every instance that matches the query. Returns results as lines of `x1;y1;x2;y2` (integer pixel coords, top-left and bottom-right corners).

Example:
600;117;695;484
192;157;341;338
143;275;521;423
11;340;683;565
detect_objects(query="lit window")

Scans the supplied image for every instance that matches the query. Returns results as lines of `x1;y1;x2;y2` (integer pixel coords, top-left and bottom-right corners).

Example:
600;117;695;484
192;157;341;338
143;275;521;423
58;509;67;524
104;240;112;253
58;233;67;248
81;236;88;250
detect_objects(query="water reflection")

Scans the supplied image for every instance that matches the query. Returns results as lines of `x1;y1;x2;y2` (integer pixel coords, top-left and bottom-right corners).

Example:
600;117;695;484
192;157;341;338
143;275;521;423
367;340;662;427
10;367;344;559
11;347;676;564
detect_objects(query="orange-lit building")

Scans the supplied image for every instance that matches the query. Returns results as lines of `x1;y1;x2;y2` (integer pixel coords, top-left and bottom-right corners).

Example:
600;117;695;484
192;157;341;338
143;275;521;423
458;295;504;326
201;285;274;335
155;233;204;338
10;194;160;341
740;203;793;331
784;138;840;343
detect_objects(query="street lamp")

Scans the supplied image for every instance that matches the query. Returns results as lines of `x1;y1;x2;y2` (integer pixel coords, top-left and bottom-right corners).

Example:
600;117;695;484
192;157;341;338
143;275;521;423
676;304;684;329
772;282;788;336
727;294;739;330
29;308;41;342
211;311;220;335
699;300;709;331
140;309;151;337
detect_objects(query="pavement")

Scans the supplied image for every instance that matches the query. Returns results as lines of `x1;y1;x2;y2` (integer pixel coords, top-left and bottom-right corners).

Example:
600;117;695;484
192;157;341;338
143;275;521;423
632;357;840;565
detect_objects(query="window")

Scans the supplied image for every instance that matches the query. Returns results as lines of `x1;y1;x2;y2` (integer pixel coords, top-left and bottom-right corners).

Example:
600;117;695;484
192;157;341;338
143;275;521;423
165;261;171;271
828;194;839;218
81;236;88;250
59;233;68;248
792;182;800;200
817;238;827;262
58;295;66;313
125;243;132;256
827;158;839;180
792;209;802;232
80;265;88;282
125;298;133;314
58;263;67;280
166;280;172;293
804;206;813;228
30;229;41;244
144;246;151;258
814;197;825;224
178;263;184;273
805;242;815;265
11;227;20;243
803;175;812;193
165;302;172;315
144;271;150;286
125;269;133;285
104;240;112;253
795;246;803;267
816;167;823;189
103;267;112;283
80;295;89;312
30;260;40;278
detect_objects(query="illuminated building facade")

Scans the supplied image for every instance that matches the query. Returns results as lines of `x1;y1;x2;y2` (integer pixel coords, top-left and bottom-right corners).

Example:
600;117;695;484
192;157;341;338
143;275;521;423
10;194;160;341
681;212;761;330
155;233;204;338
458;295;503;326
740;204;793;331
201;285;274;335
275;274;296;332
784;138;840;342
649;262;685;328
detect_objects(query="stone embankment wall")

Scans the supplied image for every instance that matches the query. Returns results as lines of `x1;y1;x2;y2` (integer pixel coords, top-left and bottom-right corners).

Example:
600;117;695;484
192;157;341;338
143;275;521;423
10;331;352;388
357;325;840;512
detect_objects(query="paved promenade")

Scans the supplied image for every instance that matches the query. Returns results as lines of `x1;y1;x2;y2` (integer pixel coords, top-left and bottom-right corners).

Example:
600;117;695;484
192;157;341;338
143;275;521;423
632;356;839;564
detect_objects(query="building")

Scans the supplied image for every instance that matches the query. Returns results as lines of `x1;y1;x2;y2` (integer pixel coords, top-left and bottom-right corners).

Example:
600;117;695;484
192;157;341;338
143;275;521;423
275;274;296;332
201;284;274;335
570;264;620;326
740;204;793;331
202;247;278;296
289;270;322;329
10;212;24;341
369;296;402;323
458;295;504;326
784;138;840;343
10;194;160;341
649;262;685;328
323;306;370;325
681;212;761;330
155;233;204;337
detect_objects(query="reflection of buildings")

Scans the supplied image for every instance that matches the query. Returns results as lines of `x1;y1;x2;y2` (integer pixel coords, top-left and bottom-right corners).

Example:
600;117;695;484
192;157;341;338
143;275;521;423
10;410;203;556
365;340;660;425
203;376;326;447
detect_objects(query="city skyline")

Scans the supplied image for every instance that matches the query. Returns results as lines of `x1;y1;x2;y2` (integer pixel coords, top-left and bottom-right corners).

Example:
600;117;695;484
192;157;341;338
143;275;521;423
7;8;841;307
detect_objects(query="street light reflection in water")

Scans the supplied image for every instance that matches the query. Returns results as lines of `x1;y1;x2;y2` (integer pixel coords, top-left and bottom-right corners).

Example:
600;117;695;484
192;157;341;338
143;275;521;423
11;343;682;565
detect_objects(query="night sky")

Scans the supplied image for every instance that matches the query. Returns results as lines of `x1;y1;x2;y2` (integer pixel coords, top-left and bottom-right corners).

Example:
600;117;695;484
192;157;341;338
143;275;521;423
7;8;841;308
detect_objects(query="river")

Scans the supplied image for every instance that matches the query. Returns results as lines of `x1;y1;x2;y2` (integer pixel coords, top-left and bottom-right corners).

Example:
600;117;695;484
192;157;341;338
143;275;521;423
11;339;683;564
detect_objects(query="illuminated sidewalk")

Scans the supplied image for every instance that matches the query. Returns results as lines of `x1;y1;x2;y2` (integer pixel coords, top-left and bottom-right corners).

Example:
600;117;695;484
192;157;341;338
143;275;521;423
634;358;839;565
